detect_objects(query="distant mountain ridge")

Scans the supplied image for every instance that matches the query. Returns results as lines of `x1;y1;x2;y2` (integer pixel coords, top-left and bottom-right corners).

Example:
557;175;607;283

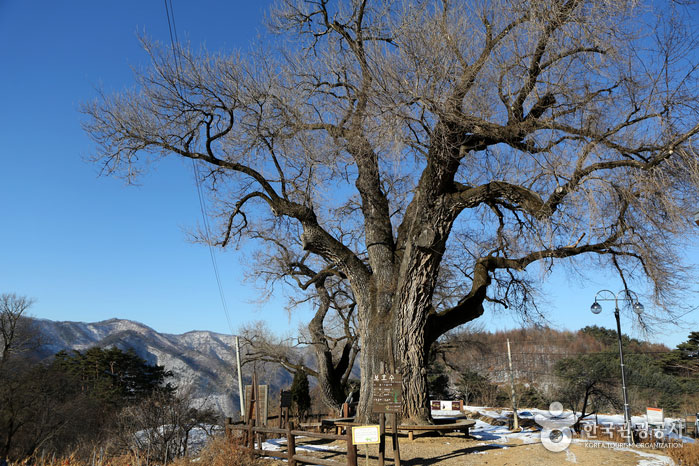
29;317;291;416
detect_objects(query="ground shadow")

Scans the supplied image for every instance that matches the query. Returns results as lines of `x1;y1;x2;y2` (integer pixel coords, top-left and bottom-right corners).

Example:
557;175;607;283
394;443;527;465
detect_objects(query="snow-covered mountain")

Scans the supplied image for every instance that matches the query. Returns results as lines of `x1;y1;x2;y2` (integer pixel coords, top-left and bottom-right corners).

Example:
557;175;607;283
29;318;292;416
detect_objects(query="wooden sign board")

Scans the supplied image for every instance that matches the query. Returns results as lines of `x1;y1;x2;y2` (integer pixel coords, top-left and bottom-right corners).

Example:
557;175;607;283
245;384;269;425
352;425;381;445
372;373;402;413
280;390;292;408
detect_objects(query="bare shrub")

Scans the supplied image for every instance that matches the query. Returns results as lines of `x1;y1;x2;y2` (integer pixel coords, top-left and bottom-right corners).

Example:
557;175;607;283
170;436;262;466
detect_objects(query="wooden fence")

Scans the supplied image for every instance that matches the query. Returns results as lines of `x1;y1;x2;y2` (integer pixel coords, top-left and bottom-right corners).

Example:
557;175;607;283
225;419;358;466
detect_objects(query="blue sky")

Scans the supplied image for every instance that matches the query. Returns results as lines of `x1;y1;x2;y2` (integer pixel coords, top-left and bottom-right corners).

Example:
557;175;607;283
0;1;696;348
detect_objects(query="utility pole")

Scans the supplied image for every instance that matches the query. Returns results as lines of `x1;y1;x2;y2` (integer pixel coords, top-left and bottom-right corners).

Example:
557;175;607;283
236;335;245;419
507;339;519;430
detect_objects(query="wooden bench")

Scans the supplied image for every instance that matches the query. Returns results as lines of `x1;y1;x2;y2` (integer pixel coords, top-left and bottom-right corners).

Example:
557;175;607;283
394;420;476;441
332;419;476;441
321;417;355;435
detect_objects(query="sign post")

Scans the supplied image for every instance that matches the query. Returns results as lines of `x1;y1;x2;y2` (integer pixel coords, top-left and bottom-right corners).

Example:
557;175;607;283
279;390;292;428
352;426;381;466
245;384;269;426
372;373;402;413
372;373;402;466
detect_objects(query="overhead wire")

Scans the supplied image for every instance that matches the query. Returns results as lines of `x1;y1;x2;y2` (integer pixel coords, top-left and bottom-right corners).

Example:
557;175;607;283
162;0;234;335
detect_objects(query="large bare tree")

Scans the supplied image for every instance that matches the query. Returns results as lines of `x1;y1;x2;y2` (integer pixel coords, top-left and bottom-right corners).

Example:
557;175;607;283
239;237;360;411
83;0;699;423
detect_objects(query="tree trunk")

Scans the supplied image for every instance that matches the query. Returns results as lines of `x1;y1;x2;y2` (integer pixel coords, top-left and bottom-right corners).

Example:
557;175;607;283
354;307;391;424
353;157;465;424
394;318;431;424
311;344;349;412
308;283;356;412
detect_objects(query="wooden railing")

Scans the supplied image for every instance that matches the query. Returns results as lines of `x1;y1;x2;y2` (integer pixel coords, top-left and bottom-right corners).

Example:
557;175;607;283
225;419;358;466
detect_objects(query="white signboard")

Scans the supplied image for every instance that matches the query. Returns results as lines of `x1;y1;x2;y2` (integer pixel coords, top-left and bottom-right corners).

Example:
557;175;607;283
352;425;381;445
647;407;664;425
430;400;462;416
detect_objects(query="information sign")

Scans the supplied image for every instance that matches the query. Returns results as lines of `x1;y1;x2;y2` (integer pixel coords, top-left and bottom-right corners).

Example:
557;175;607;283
352;425;381;445
372;373;402;413
280;390;292;408
647;407;664;425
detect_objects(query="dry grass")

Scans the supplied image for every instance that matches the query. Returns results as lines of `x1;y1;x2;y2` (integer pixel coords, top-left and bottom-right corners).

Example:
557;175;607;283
665;441;699;466
12;436;261;466
16;452;144;466
170;436;262;466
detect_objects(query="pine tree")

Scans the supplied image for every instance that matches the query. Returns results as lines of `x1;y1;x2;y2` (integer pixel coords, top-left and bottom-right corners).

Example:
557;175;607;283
290;370;311;420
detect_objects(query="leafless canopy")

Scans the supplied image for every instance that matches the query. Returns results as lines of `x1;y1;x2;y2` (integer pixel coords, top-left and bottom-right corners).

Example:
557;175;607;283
0;293;35;365
83;0;699;421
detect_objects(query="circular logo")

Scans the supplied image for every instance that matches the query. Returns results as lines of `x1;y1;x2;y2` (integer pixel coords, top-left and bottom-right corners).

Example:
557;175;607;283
535;402;576;452
541;427;573;452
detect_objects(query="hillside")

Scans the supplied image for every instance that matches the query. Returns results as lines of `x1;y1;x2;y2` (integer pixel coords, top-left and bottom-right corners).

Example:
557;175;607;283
29;317;293;416
433;326;695;415
440;326;670;386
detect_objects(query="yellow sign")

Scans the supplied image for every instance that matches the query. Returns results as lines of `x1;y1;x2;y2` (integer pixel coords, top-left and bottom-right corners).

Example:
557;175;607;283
352;425;381;445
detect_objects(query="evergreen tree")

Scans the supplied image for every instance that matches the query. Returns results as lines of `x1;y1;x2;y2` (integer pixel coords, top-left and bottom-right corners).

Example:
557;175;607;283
290;370;311;420
52;347;174;407
661;332;699;380
427;361;452;400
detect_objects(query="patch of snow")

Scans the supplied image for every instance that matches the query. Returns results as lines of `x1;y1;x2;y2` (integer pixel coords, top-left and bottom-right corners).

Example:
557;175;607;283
262;437;340;454
614;447;674;466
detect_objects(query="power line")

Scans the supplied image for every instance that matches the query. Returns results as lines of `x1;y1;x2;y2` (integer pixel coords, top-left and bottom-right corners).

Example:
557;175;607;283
162;0;234;335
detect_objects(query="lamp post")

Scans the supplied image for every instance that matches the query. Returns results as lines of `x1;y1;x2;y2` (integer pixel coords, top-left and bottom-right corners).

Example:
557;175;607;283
590;289;644;442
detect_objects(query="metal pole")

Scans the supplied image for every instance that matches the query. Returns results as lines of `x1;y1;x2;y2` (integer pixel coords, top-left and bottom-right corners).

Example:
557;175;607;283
613;302;633;443
236;336;245;418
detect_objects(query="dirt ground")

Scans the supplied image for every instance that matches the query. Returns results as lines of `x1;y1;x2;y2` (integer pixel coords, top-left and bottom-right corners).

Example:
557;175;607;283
258;431;674;465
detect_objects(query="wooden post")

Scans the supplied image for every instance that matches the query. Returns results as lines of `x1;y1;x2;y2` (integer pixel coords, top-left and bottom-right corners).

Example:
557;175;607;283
279;390;283;429
246;374;256;426
247;420;254;451
254;371;261;428
379;413;385;466
287;421;296;466
381;357;401;466
392;413;401;466
507;339;519;431
346;425;358;466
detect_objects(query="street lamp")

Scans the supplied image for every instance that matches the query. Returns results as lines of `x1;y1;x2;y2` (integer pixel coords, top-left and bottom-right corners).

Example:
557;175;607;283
590;289;644;442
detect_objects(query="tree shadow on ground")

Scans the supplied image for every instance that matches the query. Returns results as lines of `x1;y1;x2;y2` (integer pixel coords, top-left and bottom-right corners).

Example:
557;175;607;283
395;443;527;465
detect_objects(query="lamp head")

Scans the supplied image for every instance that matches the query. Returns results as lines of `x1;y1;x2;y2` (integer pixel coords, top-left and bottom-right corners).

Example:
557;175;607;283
590;301;602;314
633;302;644;315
